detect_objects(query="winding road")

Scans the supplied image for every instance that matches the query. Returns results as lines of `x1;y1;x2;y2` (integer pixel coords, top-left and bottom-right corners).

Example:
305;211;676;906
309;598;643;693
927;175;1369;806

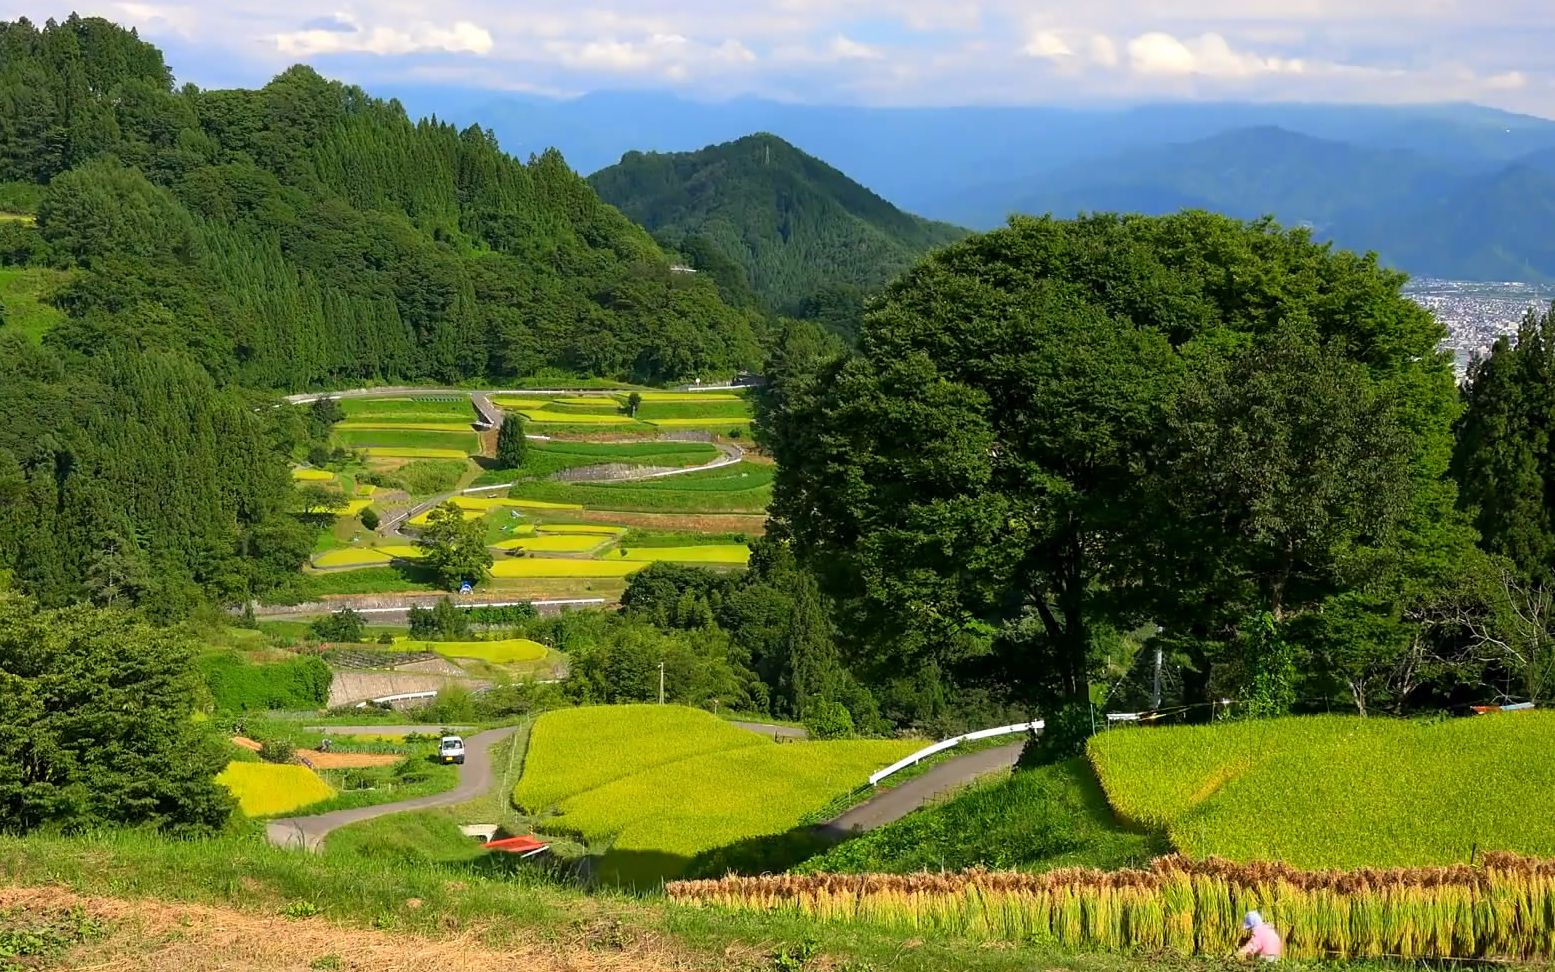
263;722;1017;854
817;742;1023;837
264;726;516;851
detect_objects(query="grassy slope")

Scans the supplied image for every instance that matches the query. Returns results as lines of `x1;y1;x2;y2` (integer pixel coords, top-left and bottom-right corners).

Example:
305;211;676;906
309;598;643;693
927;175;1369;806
0;266;69;342
801;758;1166;875
0;831;1238;972
516;705;916;885
1088;713;1555;868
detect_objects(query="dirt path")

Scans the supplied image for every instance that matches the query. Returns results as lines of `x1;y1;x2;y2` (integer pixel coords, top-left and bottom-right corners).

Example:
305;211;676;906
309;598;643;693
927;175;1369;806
265;726;515;852
2;886;700;972
730;721;807;740
816;742;1024;837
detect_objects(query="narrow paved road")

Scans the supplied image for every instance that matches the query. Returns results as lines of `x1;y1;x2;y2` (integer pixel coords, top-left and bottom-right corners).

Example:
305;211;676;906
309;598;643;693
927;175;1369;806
817;741;1023;838
731;720;808;740
264;726;515;851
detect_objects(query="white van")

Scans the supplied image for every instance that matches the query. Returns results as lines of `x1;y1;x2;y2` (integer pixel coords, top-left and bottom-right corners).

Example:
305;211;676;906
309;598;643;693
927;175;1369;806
439;735;466;765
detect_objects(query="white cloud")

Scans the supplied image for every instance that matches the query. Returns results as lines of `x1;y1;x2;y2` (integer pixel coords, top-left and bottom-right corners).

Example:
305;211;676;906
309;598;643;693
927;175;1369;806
542;32;756;77
1127;31;1305;77
274;16;493;56
1023;30;1072;60
829;35;884;61
1483;70;1527;90
1087;34;1119;68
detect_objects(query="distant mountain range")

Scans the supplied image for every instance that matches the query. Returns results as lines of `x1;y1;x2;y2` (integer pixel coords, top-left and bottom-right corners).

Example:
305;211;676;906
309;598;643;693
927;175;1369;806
588;134;964;314
387;89;1555;282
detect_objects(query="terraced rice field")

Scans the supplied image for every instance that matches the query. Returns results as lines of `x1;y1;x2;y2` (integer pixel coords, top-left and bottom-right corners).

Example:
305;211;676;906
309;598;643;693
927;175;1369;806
604;545;751;564
1088;713;1555;868
488;559;643;579
360;447;469;460
339;397;473;421
517;705;917;883
313;548;394;569
516;410;637;425
506;462;772;513
216;762;336;817
535;523;626;535
337;429;480;453
495;535;606;553
291;468;335;482
335;422;475;432
645;418;755;428
395;638;548;663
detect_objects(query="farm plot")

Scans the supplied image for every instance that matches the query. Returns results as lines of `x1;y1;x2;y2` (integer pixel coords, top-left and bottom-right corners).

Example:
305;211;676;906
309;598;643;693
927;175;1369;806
336;428;480;453
494;535;606;553
216;762;335;817
393;637;547;664
290;467;335;482
1087;712;1555;869
516;705;765;810
312;548;393;569
488;559;642;579
500;440;722;480
603;545;750;564
517;705;917;884
633;400;752;422
339;397;474;422
506;462;772;513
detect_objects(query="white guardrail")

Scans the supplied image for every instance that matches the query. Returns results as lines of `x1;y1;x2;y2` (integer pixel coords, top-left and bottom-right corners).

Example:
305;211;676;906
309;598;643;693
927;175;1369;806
868;718;1045;786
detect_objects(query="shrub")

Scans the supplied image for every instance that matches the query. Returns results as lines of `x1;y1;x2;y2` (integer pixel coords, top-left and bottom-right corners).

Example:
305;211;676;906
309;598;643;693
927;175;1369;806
358;507;380;531
258;738;296;764
803;700;855;740
310;609;365;643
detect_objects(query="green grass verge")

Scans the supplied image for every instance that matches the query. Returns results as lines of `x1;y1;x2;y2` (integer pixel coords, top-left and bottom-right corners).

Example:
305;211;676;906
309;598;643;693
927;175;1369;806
0;828;1407;972
267;566;439;603
0;266;69;342
1088;713;1555;869
800;758;1166;875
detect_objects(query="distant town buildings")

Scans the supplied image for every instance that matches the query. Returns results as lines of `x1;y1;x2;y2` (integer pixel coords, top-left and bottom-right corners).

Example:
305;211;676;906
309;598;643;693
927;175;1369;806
1405;279;1555;376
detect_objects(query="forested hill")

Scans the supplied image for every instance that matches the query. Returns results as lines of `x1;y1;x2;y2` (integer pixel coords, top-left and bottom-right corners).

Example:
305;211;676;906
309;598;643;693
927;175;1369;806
0;16;764;389
0;15;761;615
588;133;967;315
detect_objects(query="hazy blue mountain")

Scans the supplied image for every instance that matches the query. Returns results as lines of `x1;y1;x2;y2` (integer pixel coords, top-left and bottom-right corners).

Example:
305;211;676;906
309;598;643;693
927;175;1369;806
980;127;1465;232
1340;164;1555;283
381;86;1555;222
588;133;966;314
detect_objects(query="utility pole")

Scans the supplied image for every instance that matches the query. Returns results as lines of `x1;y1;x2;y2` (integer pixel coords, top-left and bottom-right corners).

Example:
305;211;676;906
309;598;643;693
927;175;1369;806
658;662;665;704
1151;625;1164;711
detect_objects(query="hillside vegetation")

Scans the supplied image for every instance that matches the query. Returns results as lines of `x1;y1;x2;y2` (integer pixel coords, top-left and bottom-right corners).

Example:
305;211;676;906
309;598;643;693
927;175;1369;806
590;133;965;314
0;16;762;391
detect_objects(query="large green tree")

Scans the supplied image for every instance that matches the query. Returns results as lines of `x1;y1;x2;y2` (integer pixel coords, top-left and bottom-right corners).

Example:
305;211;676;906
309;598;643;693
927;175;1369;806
415;502;493;590
768;212;1467;718
495;414;527;469
0;593;232;834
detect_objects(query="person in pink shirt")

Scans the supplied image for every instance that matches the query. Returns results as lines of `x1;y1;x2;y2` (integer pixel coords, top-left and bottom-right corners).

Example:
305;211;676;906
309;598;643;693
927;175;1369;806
1238;911;1284;962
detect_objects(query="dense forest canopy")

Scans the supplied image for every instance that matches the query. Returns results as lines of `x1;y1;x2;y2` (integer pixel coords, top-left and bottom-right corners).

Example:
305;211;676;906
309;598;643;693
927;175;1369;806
589;134;966;321
0;15;764;388
0;15;771;612
762;212;1493;732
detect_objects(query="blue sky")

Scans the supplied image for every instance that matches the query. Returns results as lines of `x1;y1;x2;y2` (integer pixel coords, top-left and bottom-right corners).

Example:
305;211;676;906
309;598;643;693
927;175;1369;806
7;1;1552;115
